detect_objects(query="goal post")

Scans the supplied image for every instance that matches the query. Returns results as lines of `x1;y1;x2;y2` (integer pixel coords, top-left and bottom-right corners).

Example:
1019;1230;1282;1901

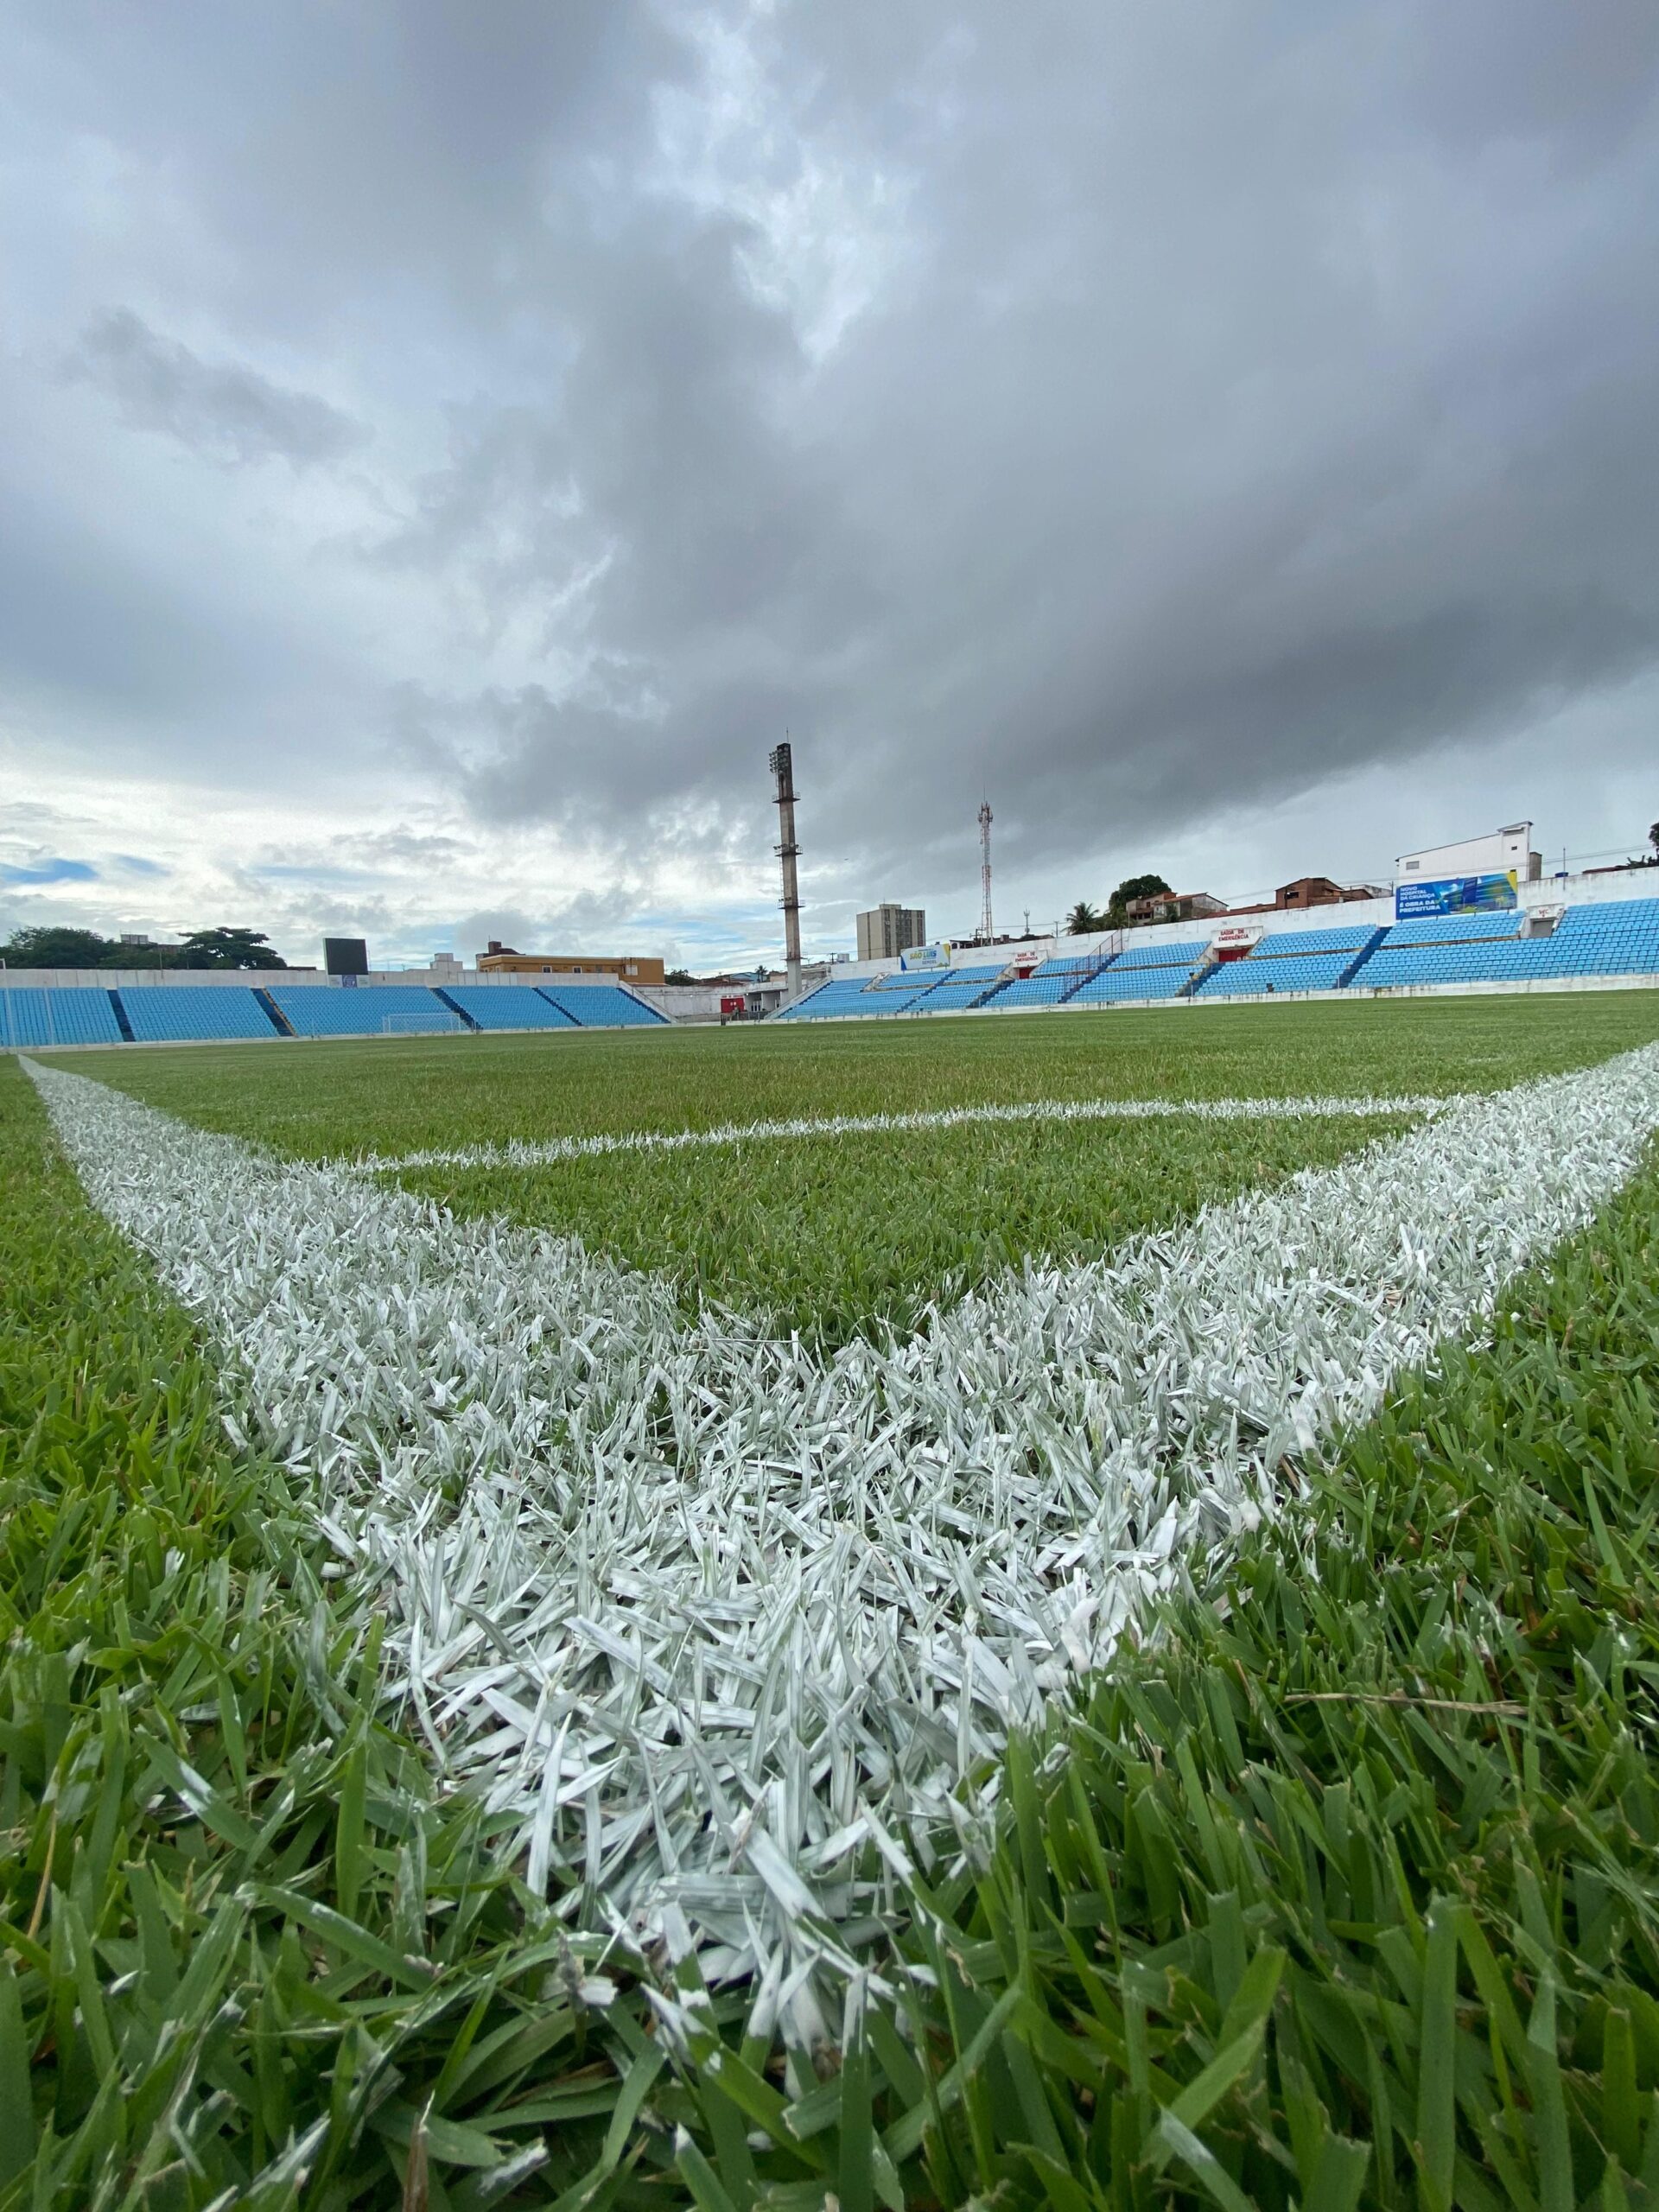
380;1011;466;1036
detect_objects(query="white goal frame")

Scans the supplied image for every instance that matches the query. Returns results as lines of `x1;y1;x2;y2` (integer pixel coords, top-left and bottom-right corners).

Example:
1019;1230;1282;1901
380;1011;466;1036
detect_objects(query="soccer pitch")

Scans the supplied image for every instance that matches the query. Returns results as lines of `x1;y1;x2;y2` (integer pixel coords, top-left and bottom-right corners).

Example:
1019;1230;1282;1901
9;990;1659;2208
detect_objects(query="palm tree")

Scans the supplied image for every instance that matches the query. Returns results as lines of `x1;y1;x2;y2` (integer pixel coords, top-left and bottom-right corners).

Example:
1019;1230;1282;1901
1065;901;1107;935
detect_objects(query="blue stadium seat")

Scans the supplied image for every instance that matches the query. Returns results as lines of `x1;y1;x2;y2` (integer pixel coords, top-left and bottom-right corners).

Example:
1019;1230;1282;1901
119;988;281;1042
441;986;576;1031
540;983;666;1027
0;988;126;1047
266;986;462;1037
1109;938;1206;970
1068;943;1203;1003
977;974;1083;1009
1196;956;1351;996
1349;899;1659;988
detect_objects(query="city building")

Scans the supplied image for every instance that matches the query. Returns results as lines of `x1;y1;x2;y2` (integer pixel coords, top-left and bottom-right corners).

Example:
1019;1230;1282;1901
1226;876;1380;916
1125;890;1227;926
855;904;926;961
475;942;666;986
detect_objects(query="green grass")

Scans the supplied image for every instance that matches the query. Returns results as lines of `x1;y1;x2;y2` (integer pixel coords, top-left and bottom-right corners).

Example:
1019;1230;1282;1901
49;991;1659;1162
861;1131;1659;2212
0;1055;693;2207
14;1009;1659;2209
404;1113;1408;1350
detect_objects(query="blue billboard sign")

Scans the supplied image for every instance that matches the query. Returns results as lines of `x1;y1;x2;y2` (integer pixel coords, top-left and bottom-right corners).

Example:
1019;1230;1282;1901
1395;871;1518;920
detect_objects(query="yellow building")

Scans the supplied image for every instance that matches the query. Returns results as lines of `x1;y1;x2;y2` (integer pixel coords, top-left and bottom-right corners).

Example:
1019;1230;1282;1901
476;942;666;986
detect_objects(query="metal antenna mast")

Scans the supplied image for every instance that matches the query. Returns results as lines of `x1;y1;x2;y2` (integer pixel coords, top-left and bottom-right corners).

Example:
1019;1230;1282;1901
978;799;994;943
769;741;803;998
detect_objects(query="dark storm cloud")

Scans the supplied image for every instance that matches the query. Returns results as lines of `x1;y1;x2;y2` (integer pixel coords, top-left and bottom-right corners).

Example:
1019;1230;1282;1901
7;0;1659;907
345;0;1659;884
66;309;367;469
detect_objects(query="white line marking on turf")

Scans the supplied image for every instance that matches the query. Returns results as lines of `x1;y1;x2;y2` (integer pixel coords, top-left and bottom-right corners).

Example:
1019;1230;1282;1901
25;1047;1659;2012
355;1090;1454;1175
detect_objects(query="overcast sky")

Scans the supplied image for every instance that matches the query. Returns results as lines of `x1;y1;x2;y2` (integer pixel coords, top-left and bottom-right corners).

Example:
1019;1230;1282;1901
3;1;1656;969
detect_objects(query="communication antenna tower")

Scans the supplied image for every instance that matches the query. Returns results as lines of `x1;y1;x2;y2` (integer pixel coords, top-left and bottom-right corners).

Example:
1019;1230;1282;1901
978;800;994;943
769;741;803;998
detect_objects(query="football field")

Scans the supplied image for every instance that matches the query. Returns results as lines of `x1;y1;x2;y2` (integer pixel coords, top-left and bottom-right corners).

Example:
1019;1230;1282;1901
8;990;1659;2208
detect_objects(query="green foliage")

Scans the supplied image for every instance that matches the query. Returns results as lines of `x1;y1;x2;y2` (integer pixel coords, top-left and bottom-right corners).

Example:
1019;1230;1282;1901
1066;904;1108;936
1108;873;1175;924
0;926;124;969
174;926;287;969
0;925;289;971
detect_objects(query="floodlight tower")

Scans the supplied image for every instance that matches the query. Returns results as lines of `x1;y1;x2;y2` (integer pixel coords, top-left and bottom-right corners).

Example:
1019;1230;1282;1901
769;741;803;998
978;800;994;944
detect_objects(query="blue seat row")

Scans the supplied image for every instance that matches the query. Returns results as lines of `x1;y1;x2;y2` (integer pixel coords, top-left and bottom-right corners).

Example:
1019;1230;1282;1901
442;985;576;1031
1197;955;1351;996
1107;938;1207;972
1247;925;1377;956
0;989;126;1047
122;987;280;1041
267;985;461;1036
537;983;665;1027
980;975;1080;1008
1070;964;1194;1002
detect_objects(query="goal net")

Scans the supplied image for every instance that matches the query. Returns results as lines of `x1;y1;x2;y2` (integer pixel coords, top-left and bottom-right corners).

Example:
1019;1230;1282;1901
381;1011;466;1035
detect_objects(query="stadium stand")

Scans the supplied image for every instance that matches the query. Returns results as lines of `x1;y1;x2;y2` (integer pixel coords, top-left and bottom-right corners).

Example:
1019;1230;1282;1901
774;980;875;1020
1543;899;1659;974
0;988;126;1048
266;985;461;1036
1108;938;1207;969
1192;924;1384;999
1356;899;1659;989
439;985;576;1031
775;976;941;1019
976;973;1085;1009
118;988;282;1042
915;966;1006;1012
1067;942;1206;1004
1198;955;1351;996
539;983;666;1027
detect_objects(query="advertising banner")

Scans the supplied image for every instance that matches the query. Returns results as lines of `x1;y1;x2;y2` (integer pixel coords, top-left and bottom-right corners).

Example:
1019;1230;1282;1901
1395;870;1518;920
899;941;952;970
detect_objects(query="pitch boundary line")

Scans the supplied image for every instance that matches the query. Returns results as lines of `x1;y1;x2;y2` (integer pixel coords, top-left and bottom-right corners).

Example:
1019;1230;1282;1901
25;1047;1659;2005
355;1090;1457;1176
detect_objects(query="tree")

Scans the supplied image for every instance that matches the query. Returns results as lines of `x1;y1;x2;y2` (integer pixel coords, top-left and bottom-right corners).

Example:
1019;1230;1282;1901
1106;872;1173;925
0;924;120;968
1065;901;1107;935
175;926;286;970
1650;821;1659;860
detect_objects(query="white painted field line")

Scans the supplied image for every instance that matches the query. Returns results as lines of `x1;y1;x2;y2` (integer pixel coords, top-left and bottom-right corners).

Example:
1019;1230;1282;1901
356;1090;1454;1175
26;1046;1659;2021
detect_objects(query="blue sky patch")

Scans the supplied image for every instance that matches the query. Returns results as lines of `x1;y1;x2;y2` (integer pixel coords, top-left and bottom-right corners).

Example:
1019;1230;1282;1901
0;857;99;885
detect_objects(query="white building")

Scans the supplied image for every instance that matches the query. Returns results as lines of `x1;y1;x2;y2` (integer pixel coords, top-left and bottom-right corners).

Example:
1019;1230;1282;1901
1397;823;1542;885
